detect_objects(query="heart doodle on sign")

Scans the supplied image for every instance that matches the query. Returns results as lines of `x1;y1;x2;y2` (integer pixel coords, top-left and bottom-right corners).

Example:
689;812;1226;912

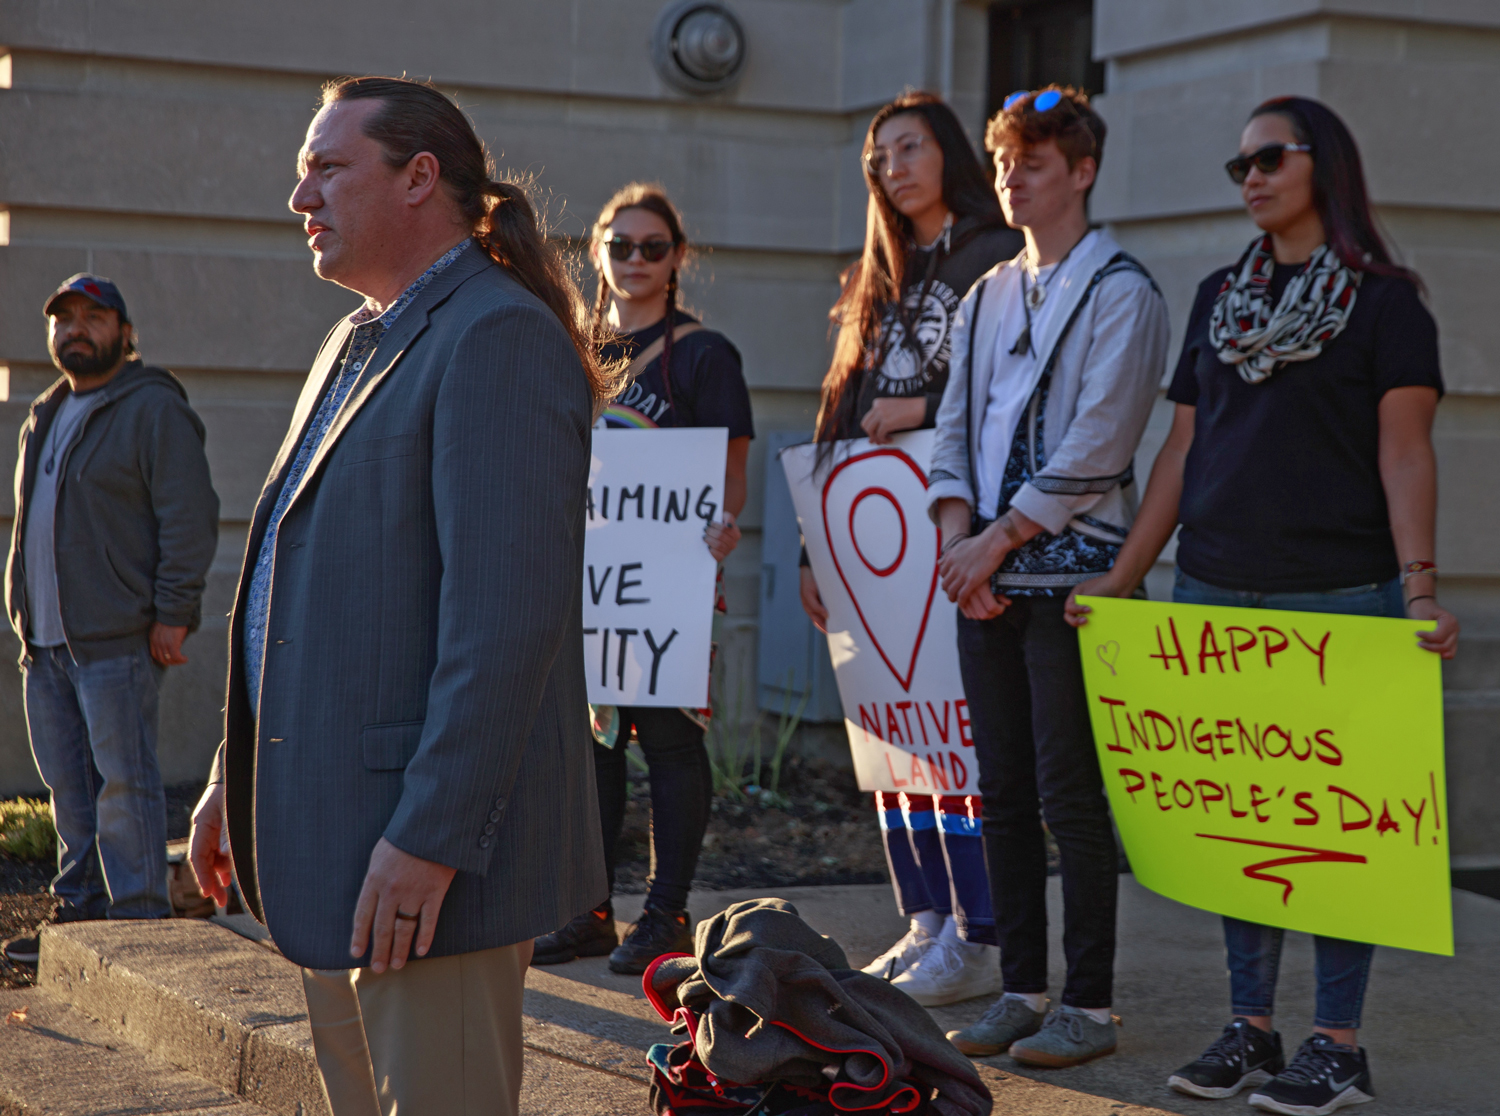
1096;641;1120;675
822;448;938;692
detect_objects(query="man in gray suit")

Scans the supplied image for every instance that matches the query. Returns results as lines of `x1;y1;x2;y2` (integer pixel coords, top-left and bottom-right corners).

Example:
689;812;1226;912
189;77;612;1115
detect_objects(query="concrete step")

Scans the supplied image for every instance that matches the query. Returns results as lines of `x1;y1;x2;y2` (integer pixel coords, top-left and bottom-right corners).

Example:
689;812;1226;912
30;900;1192;1116
0;988;275;1115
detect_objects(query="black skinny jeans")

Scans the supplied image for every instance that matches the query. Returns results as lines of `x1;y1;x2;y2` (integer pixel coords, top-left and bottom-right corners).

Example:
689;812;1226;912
957;596;1118;1009
593;706;713;913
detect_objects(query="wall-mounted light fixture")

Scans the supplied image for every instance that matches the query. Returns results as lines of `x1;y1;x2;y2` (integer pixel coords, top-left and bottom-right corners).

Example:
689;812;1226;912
651;1;747;95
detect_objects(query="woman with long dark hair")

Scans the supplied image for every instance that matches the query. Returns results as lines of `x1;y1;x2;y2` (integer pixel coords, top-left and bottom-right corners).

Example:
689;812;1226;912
1068;97;1457;1115
532;183;753;976
799;91;1023;1006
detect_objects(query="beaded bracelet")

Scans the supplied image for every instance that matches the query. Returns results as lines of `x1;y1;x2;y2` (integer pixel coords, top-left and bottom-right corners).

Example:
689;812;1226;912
1401;560;1438;585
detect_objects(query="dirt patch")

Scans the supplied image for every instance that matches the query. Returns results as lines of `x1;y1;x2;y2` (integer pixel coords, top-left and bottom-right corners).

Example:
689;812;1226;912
611;756;891;894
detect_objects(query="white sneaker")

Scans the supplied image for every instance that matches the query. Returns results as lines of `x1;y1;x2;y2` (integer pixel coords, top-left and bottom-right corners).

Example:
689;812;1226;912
889;935;1002;1007
860;922;936;980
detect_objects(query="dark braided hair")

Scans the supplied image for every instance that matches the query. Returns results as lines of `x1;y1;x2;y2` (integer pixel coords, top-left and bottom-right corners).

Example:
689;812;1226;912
322;76;626;408
591;183;688;417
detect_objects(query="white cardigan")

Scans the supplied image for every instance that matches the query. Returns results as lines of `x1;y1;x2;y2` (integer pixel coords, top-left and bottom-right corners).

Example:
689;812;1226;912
926;229;1170;548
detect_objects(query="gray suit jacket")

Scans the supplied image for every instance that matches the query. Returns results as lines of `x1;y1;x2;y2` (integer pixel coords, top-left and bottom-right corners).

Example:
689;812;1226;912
216;243;606;970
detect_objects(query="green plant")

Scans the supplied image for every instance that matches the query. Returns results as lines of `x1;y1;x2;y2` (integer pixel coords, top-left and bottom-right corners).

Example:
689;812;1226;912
0;798;56;862
705;656;756;799
762;668;809;800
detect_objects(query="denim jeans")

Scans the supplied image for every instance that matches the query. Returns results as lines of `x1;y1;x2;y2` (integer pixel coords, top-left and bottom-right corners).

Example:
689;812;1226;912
875;792;997;946
957;596;1118;1008
1173;569;1403;1029
22;643;170;919
593;705;712;912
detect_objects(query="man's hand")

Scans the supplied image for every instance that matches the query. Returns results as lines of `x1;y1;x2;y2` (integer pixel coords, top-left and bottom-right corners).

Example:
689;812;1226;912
1408;595;1460;659
859;397;927;445
188;782;234;907
799;566;829;634
704;513;742;562
350;837;457;973
149;623;189;666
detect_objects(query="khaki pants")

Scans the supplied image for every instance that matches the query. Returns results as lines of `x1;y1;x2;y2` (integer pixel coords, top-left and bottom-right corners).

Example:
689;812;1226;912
301;942;533;1116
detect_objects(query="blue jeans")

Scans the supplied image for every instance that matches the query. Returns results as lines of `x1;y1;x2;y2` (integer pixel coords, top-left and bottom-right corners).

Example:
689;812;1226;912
22;643;170;919
876;792;997;946
1173;569;1402;1029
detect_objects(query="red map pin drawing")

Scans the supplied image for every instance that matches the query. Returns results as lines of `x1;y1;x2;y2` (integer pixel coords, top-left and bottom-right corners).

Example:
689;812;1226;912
822;448;939;691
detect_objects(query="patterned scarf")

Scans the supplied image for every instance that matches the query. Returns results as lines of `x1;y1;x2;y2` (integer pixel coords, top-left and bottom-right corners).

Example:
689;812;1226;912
1209;235;1361;383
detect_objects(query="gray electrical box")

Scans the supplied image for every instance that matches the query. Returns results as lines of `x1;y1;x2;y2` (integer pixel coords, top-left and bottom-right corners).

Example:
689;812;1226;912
757;431;844;723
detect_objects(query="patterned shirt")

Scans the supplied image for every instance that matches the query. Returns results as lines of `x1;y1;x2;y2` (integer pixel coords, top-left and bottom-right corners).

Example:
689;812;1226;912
989;377;1125;597
243;240;469;714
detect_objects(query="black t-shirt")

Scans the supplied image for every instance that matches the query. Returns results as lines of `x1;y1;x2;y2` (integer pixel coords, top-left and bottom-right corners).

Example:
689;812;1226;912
841;219;1022;438
599;310;755;437
1167;263;1442;592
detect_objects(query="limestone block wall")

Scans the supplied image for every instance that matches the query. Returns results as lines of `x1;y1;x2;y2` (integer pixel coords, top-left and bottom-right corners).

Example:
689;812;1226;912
0;0;993;793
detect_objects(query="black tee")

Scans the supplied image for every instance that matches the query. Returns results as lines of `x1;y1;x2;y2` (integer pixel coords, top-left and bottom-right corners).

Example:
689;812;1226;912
599;310;755;438
840;218;1022;438
1167;263;1442;592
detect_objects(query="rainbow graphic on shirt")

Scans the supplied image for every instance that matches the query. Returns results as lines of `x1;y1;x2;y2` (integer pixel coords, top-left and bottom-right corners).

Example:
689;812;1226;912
599;403;659;429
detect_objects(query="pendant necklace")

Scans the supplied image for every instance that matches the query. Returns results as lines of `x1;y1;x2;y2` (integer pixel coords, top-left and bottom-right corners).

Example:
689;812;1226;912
1010;235;1084;356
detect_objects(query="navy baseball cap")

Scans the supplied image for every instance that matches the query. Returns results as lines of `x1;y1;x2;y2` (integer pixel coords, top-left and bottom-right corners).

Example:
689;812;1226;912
44;273;130;321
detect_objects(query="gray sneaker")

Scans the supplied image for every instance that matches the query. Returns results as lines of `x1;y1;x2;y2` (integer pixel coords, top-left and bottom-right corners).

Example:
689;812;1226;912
947;994;1047;1057
1008;1006;1119;1068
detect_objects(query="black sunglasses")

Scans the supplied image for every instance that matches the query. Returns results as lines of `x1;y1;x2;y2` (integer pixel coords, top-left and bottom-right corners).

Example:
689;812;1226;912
603;235;676;263
1226;142;1313;184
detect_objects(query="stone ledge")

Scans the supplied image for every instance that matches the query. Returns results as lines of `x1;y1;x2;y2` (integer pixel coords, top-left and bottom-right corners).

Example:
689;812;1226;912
37;919;325;1116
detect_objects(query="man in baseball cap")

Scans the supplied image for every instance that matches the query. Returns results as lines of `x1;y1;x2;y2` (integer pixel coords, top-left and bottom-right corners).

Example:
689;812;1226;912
1;273;219;966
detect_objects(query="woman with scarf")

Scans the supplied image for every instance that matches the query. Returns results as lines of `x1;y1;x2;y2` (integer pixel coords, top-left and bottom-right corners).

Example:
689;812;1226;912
1067;97;1457;1116
799;91;1022;1006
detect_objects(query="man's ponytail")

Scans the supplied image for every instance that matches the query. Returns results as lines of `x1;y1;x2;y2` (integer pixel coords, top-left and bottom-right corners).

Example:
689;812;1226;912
322;76;626;412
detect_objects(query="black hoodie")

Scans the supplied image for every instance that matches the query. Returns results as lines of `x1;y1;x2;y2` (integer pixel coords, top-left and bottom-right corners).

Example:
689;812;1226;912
846;216;1023;435
6;361;219;663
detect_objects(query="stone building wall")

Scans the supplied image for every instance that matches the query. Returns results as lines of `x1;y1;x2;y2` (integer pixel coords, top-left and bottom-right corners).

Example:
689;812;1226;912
0;0;991;792
1;0;1494;864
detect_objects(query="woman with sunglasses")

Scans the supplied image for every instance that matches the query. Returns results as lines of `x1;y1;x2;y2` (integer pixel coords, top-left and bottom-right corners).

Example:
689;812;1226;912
800;90;1022;1007
1067;97;1457;1116
532;182;753;975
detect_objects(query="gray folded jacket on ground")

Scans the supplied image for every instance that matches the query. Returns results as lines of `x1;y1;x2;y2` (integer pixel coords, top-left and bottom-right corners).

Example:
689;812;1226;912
646;897;992;1116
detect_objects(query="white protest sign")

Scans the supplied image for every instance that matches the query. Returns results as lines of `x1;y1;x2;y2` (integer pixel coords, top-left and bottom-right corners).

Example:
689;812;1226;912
584;428;726;707
780;430;974;794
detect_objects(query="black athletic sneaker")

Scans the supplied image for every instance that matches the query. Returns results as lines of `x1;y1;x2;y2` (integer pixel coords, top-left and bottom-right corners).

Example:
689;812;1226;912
1249;1034;1375;1115
3;903;94;967
1169;1018;1286;1098
532;902;618;965
608;905;693;975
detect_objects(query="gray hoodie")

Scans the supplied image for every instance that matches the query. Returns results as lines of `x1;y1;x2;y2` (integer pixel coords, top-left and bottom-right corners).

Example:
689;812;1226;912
6;361;219;663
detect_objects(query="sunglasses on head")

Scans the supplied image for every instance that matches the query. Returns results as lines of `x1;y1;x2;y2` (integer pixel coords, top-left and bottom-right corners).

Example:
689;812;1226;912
1003;88;1064;113
603;235;676;263
1225;142;1313;184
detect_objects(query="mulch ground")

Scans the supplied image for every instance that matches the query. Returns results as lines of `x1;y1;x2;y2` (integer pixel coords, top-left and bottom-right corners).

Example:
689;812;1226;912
613;756;891;893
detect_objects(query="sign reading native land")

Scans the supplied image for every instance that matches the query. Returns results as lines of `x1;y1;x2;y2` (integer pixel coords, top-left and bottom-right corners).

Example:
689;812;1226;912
781;431;974;795
1077;596;1452;955
583;428;726;708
